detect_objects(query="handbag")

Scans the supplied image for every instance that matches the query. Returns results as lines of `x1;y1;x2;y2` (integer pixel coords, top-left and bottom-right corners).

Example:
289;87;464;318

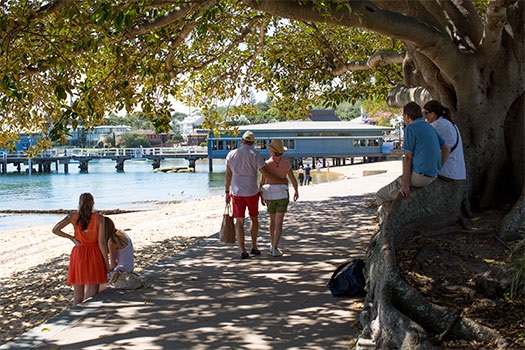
220;203;236;243
110;271;145;290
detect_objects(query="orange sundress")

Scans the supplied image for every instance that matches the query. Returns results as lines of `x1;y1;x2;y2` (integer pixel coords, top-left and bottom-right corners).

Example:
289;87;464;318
66;213;108;285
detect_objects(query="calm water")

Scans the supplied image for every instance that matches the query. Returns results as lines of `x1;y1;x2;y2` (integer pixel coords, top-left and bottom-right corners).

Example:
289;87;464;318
0;157;344;231
0;158;227;230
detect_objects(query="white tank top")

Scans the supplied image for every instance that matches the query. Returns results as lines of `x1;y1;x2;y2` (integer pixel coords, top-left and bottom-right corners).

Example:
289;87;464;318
114;231;134;272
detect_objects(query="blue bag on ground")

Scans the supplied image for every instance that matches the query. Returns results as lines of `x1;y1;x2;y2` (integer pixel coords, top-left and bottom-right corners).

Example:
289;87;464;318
327;259;366;297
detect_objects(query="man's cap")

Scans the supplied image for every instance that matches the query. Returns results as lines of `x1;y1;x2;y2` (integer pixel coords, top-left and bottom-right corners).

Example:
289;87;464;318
268;139;287;154
242;131;255;143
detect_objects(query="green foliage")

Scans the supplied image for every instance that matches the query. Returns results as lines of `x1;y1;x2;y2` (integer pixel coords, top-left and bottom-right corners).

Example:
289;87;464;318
172;112;187;122
104;114;129;127
105;113;155;130
119;133;151;148
0;0;407;149
334;101;362;120
508;238;525;299
362;99;400;125
170;132;183;142
103;133;116;147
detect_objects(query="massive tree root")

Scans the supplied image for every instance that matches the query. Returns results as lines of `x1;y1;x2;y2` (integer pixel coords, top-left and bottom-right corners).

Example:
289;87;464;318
500;192;525;240
356;180;506;349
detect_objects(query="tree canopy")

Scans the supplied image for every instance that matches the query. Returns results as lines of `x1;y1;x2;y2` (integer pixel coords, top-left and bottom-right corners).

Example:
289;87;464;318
2;1;524;347
118;133;151;148
2;0;522;207
0;0;405;148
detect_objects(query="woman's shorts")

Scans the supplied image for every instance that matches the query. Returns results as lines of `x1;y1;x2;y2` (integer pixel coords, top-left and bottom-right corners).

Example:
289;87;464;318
266;197;290;214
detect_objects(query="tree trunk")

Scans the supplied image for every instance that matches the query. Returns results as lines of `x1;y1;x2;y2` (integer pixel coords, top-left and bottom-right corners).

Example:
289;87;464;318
499;93;525;239
357;180;505;349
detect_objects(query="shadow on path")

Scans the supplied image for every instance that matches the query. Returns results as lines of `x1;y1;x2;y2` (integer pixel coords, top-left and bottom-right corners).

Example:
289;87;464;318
5;194;377;350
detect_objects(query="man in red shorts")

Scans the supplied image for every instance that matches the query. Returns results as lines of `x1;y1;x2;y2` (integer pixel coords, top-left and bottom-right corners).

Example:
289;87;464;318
225;131;284;259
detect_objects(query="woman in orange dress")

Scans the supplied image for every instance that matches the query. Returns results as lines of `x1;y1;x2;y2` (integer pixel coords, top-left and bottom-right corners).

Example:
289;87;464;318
53;193;109;306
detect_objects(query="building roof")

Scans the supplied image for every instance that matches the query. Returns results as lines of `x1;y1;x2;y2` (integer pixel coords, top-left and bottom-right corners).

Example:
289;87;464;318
133;129;156;135
308;109;340;121
238;120;393;133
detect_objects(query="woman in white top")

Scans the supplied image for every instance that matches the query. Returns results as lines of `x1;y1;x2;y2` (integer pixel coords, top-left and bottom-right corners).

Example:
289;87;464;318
423;100;466;180
104;217;142;288
259;140;299;257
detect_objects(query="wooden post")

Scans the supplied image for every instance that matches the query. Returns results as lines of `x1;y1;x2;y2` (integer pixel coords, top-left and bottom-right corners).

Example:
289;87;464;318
188;157;196;169
151;158;162;169
79;160;89;172
115;158;125;172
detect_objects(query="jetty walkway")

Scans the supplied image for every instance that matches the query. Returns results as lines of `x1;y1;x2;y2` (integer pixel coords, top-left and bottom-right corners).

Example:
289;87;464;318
0;147;207;174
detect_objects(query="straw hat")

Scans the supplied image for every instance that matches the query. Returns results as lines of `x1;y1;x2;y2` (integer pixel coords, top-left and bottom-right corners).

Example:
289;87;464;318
242;131;255;143
268;139;287;154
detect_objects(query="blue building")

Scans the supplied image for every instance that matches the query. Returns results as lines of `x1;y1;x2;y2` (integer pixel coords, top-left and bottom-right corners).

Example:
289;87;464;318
206;120;394;170
2;133;41;153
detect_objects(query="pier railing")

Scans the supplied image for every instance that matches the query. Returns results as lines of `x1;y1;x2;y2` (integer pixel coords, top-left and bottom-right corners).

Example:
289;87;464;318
41;146;207;158
1;146;206;158
1;146;208;173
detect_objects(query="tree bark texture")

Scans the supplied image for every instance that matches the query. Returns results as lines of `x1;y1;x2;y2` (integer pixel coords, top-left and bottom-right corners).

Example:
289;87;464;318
358;180;504;349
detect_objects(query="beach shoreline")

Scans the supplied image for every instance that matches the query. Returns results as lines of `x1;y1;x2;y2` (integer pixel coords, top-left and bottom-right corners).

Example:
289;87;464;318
0;160;402;346
0;160;402;280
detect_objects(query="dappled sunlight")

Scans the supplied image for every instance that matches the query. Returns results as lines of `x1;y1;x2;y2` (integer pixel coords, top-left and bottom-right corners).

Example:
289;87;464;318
21;194;376;349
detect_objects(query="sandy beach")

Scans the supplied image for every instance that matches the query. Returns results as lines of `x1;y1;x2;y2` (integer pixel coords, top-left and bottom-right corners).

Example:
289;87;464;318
0;160;402;345
2;159;522;349
0;160;401;280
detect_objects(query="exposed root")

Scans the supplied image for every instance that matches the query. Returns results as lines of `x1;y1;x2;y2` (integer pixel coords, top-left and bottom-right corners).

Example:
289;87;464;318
358;179;505;348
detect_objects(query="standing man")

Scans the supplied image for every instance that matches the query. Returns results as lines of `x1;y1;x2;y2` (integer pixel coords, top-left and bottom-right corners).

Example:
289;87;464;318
225;131;283;259
303;163;311;185
376;102;450;212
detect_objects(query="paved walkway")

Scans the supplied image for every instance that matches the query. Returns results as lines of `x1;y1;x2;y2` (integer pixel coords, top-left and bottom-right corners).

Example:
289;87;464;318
1;161;401;350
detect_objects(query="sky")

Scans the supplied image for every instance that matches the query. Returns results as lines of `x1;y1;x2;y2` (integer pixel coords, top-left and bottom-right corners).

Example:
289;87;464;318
171;90;268;114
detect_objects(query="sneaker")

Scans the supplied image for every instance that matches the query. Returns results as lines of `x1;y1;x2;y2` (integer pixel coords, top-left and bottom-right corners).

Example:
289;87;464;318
272;247;283;257
250;248;261;255
269;244;273;255
240;252;250;259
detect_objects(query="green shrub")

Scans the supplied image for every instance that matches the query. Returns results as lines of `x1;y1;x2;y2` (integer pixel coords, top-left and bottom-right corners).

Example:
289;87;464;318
508;237;525;299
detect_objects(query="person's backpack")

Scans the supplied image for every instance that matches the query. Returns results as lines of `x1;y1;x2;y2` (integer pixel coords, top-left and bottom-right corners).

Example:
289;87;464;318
327;259;367;297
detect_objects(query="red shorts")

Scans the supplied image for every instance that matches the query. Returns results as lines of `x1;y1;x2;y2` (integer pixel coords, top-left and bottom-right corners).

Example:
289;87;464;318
231;193;260;218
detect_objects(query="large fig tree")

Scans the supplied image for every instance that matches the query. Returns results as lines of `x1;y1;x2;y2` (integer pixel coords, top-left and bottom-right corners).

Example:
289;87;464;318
1;0;523;347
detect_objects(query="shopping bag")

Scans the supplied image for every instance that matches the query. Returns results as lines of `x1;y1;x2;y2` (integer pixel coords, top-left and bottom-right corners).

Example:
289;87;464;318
110;271;145;290
220;203;236;243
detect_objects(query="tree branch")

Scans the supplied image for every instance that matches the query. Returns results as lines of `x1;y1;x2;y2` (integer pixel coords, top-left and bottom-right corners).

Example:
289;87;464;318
418;0;484;52
242;0;469;90
332;50;404;75
190;15;265;72
165;21;199;79
386;84;431;107
124;0;216;38
34;0;74;17
246;18;269;69
481;0;513;57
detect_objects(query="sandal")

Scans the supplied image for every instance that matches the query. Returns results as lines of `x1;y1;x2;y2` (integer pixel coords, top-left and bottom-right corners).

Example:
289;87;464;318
250;248;261;255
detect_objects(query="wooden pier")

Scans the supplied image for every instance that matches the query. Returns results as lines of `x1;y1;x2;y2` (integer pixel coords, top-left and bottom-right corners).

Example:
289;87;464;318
0;147;208;174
